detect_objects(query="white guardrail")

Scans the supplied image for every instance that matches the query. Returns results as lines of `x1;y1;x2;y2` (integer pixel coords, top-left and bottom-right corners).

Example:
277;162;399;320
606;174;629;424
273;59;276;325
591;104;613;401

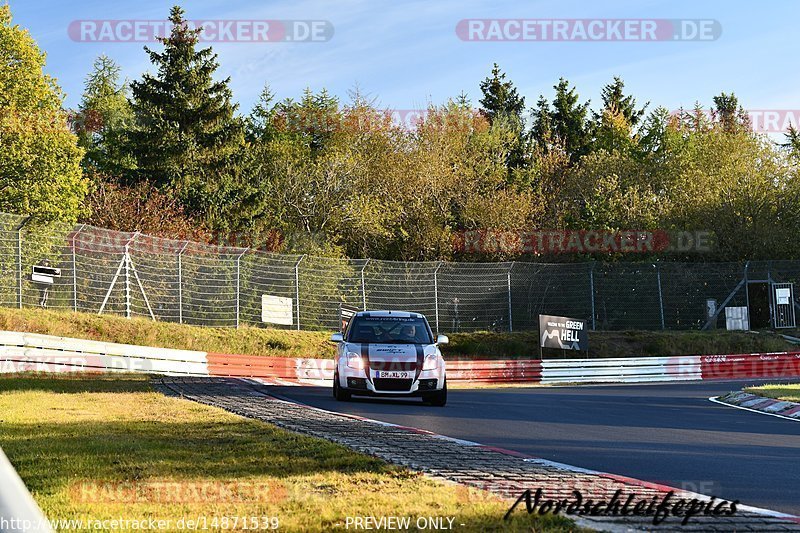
540;356;702;384
0;331;209;376
0;447;53;533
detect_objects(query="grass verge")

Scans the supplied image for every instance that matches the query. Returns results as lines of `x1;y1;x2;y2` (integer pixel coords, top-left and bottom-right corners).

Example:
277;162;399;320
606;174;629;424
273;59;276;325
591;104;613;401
0;373;577;532
744;383;800;402
0;307;794;360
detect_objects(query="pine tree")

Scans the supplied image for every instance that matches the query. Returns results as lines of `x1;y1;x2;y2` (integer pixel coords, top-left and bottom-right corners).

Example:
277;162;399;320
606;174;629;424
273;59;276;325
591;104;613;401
247;83;276;143
550;78;591;162
596;77;648;127
712;92;750;132
591;78;647;154
75;55;135;177
530;96;554;148
478;64;527;170
478;63;525;124
127;6;244;215
782;124;800;158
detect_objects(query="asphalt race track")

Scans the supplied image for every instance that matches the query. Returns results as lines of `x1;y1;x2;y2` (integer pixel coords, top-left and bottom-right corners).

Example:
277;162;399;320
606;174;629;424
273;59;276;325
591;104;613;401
269;379;800;515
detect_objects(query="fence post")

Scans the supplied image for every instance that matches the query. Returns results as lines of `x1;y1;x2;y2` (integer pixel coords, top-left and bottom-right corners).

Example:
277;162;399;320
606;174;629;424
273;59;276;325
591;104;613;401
433;262;442;334
124;233;139;319
656;263;665;330
235;248;249;329
294;255;305;331
15;217;29;309
507;262;514;332
589;262;596;330
72;224;86;312
744;261;751;313
360;259;370;311
177;242;189;324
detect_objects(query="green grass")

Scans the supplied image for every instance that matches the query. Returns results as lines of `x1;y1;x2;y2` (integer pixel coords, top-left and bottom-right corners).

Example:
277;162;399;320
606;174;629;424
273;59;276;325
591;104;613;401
447;329;795;359
0;307;334;357
0;373;578;532
744;383;800;402
0;307;794;360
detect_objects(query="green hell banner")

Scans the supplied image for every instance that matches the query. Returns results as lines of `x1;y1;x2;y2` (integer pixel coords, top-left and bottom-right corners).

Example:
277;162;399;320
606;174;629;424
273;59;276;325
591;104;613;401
538;314;588;351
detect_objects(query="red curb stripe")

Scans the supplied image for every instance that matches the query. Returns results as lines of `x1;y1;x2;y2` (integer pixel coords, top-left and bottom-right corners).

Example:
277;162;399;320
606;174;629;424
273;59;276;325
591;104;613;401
782;405;800;416
477;445;533;458
203;351;800;385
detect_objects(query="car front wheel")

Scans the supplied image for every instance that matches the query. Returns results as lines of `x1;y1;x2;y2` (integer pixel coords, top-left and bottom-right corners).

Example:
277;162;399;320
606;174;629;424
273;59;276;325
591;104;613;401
423;379;446;406
333;371;351;401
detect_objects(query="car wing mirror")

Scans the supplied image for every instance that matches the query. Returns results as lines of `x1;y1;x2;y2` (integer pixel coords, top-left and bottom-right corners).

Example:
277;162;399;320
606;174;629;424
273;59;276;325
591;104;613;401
330;332;344;343
436;334;449;345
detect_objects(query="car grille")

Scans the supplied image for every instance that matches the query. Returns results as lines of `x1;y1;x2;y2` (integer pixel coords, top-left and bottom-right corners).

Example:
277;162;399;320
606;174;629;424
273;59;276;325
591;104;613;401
370;361;416;372
373;378;414;392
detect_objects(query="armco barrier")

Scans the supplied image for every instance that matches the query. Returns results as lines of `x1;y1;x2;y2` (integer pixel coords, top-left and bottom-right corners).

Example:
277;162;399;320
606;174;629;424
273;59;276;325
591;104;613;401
1;331;800;385
446;359;542;383
0;331;209;376
541;356;701;384
701;353;800;380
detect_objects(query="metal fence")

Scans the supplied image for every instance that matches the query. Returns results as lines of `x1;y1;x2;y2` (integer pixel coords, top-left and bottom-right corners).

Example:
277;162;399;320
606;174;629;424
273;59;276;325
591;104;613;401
2;212;799;333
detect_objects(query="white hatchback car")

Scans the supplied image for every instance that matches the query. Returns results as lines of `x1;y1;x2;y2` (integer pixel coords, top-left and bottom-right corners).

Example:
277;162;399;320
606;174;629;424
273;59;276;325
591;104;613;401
330;311;448;406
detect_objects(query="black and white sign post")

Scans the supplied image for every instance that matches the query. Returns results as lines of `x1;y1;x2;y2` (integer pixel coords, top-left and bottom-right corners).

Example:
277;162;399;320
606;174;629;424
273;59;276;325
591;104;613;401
538;314;589;358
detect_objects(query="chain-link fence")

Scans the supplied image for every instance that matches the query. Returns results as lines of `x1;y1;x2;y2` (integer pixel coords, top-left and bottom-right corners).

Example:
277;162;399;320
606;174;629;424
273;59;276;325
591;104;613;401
2;212;799;332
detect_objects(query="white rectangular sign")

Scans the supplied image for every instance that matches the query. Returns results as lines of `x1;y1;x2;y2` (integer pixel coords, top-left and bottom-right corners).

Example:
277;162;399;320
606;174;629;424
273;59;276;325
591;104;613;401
261;295;294;325
776;288;791;306
31;273;54;284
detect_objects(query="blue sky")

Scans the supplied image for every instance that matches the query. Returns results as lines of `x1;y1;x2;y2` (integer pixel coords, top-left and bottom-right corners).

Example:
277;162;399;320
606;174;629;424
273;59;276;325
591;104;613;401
8;0;800;124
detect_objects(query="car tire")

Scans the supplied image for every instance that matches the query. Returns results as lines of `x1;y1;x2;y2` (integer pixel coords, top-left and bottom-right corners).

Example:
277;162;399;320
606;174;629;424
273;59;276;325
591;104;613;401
333;371;351;401
423;379;446;407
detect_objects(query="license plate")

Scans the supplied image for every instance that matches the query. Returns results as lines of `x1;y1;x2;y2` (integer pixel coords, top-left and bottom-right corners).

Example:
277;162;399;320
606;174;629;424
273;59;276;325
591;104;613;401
377;371;411;379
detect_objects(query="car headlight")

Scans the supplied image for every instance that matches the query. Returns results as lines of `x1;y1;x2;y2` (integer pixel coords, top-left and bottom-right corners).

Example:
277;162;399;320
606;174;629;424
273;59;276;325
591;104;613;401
422;352;439;371
346;351;364;370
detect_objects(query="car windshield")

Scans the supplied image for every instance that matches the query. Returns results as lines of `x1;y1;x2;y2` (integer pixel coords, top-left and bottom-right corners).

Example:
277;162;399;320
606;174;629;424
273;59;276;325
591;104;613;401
347;316;433;344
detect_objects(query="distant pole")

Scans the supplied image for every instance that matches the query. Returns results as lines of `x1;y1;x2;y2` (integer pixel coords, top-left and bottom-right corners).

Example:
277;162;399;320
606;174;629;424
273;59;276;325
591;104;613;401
124;233;139;319
15;218;30;309
235;248;249;329
177;242;189;324
589;262;596;331
656;263;665;330
360;259;370;311
507;262;514;332
72;224;86;312
294;255;305;330
433;262;443;334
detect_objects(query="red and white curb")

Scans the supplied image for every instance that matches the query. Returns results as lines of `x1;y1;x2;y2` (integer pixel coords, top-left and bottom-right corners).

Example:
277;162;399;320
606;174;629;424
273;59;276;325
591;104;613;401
250;379;800;526
3;330;800;388
711;391;800;422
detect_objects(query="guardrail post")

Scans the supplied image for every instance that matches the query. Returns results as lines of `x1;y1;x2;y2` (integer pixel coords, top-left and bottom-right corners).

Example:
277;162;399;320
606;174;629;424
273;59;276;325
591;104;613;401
360;259;370;311
177;242;189;324
589;262;596;330
656;263;665;330
433;262;442;334
72;224;86;312
294;255;305;331
235;248;249;329
507;262;514;332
